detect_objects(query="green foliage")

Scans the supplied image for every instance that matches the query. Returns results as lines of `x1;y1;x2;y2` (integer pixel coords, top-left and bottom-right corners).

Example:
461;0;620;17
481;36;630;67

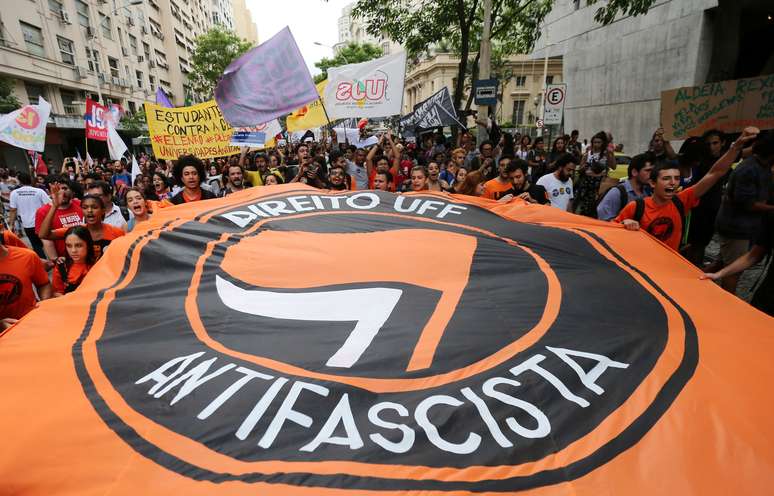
352;0;658;115
587;0;657;25
314;42;383;82
0;77;20;113
190;27;253;97
121;107;147;135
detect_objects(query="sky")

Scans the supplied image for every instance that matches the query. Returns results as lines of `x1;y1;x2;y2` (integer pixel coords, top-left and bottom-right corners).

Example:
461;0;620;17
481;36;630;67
245;0;353;76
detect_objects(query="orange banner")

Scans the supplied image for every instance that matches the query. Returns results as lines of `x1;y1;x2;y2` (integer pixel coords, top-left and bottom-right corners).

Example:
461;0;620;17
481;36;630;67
0;185;772;494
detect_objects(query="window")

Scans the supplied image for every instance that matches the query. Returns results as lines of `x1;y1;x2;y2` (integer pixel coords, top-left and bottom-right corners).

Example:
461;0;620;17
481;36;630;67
512;100;526;125
100;14;112;39
154;50;167;68
57;36;75;65
108;57;119;78
515;76;527;87
20;22;44;57
148;75;155;91
135;70;143;88
143;41;150;59
75;0;90;27
129;34;137;54
86;48;101;72
128;101;136;114
24;82;46;104
545;75;554;85
60;89;78;114
48;0;62;13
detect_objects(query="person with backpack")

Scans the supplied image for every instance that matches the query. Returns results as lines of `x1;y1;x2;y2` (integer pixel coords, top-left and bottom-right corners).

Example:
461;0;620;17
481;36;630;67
597;152;655;221
614;130;756;251
52;226;96;297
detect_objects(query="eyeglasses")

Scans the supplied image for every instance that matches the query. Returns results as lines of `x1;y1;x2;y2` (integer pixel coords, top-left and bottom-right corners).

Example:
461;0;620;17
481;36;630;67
329;170;344;177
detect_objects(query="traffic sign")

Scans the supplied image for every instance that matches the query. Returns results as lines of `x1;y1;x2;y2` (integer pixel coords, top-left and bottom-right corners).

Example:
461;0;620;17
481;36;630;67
474;78;498;106
536;118;544;129
543;83;567;125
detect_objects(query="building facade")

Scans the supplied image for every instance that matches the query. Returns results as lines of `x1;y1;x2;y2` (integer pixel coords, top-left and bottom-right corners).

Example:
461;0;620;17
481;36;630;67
530;0;773;153
0;0;228;168
231;0;257;45
209;0;233;31
333;1;402;55
404;53;563;132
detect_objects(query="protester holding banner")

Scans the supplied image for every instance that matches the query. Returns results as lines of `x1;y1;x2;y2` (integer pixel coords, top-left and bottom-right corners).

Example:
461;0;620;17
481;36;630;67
616;130;757;251
220;163;248;197
38;186;125;261
126;188;152;232
483;157;517;200
151;172;173;201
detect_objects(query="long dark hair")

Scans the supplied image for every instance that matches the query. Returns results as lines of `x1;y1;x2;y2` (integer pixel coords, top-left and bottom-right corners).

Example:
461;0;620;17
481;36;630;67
64;226;97;265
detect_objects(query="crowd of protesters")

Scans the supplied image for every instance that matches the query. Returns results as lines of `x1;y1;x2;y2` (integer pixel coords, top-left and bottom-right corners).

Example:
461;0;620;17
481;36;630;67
0;121;772;330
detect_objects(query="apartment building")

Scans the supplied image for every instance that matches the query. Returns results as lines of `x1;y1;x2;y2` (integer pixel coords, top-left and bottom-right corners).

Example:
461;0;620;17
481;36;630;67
231;0;257;44
333;1;402;56
0;0;242;167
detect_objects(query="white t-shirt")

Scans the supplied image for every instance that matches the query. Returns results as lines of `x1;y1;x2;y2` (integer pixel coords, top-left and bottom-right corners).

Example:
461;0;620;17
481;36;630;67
104;203;128;231
346;160;369;190
9;186;50;228
536;173;574;211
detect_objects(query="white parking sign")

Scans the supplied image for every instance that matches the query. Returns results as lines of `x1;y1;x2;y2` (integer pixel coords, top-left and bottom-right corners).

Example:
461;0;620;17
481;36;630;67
543;84;566;125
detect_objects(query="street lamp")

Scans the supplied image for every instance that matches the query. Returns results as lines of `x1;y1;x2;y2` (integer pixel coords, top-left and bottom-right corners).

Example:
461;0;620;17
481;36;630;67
314;41;349;64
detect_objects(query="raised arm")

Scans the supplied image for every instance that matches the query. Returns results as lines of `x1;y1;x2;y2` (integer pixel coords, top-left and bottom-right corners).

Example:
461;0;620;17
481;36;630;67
692;131;756;198
38;185;65;240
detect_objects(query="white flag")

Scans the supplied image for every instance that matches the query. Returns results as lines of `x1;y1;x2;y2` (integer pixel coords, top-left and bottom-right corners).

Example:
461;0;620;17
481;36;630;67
131;155;141;184
107;122;128;161
0;97;51;152
323;52;406;119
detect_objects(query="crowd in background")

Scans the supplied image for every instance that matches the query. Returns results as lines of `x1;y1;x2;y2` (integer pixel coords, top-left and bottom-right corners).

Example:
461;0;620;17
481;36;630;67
0;122;772;330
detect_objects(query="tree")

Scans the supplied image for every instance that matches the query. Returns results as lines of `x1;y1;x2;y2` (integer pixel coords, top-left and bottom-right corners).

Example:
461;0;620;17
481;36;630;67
314;42;383;83
0;77;20;113
121;108;147;135
190;27;253;97
352;0;658;116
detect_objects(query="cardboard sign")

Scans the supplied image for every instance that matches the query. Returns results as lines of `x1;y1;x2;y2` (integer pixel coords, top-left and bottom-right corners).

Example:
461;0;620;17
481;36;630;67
661;74;774;140
144;100;241;159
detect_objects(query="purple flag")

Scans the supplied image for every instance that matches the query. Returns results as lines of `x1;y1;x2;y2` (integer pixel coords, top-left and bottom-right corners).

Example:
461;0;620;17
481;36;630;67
215;27;319;127
156;88;173;108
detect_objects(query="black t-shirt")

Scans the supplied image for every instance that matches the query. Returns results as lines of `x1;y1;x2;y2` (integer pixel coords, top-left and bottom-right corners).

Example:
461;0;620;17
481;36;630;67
505;183;549;205
755;215;774;251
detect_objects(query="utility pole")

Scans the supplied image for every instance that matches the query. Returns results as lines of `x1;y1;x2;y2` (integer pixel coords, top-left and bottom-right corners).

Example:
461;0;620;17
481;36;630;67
537;21;549;138
477;0;492;144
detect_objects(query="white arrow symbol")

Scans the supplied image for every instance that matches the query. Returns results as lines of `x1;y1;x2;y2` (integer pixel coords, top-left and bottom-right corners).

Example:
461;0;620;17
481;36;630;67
215;275;403;369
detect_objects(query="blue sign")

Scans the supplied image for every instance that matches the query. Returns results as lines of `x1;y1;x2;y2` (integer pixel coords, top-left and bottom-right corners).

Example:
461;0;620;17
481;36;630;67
474;78;498;106
229;131;266;148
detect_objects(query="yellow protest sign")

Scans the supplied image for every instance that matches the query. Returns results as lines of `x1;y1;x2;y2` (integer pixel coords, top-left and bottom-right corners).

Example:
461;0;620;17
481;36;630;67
286;80;329;132
144;100;241;160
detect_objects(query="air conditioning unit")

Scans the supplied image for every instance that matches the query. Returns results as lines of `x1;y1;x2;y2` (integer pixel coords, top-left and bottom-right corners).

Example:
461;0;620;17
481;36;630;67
23;31;35;43
127;16;134;26
97;73;106;83
137;55;144;62
141;25;148;34
59;9;72;24
121;47;129;56
86;26;95;38
148;60;156;68
111;76;121;85
75;66;88;79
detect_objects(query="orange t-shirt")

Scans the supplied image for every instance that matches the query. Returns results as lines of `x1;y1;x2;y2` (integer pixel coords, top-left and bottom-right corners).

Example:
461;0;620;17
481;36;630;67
52;262;91;294
3;230;27;248
482;178;513;200
52;224;125;260
0;246;49;319
615;187;700;251
368;165;399;192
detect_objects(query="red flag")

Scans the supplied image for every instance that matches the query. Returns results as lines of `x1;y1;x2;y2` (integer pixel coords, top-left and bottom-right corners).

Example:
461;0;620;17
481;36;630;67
84;98;108;141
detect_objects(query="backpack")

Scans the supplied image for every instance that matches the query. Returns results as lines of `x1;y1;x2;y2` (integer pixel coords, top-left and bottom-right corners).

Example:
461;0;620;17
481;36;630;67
597;183;628;209
633;195;688;248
